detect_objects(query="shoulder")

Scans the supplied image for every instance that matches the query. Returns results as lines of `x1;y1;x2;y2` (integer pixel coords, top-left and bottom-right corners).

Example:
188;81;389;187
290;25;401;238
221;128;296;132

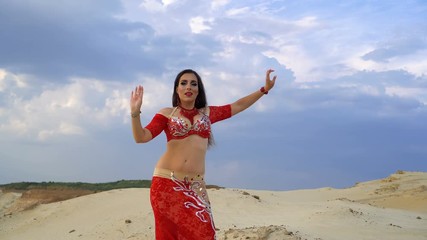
158;107;174;117
200;106;210;115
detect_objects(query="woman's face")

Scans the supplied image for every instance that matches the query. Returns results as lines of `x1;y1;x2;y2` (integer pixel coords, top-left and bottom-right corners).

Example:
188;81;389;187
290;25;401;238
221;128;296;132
176;73;199;104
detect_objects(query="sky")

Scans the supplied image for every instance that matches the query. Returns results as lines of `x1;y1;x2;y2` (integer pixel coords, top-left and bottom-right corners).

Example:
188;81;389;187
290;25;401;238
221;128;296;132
1;0;426;191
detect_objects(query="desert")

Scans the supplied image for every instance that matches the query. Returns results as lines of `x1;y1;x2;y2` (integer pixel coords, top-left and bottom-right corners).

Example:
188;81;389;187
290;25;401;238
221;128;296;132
1;171;426;240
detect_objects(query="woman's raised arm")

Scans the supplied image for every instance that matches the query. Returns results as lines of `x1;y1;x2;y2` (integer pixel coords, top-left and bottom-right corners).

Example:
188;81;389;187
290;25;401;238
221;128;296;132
230;69;277;116
130;85;153;143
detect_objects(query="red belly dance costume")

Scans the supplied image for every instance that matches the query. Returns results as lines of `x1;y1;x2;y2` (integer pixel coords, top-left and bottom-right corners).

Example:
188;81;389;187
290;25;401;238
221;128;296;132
145;105;232;240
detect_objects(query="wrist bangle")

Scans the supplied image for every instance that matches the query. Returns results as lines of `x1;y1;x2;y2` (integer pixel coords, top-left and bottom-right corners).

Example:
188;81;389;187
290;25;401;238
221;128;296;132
260;86;268;95
131;111;141;118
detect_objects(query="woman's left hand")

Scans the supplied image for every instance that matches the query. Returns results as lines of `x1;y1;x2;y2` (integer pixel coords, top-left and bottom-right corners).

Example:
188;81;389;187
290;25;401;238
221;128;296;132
265;69;277;91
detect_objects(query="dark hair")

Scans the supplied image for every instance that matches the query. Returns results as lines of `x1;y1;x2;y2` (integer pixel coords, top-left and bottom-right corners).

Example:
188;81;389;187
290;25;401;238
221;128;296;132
172;69;214;146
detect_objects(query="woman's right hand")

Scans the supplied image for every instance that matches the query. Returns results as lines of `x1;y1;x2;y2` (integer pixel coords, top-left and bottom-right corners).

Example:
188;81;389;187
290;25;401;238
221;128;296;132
130;85;143;114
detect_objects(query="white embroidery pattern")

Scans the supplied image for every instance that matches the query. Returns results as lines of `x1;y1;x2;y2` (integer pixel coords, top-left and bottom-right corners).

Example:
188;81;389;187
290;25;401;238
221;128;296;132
171;174;216;235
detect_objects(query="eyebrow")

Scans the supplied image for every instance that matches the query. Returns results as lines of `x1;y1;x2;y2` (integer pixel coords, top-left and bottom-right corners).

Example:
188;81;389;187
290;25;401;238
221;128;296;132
180;79;198;82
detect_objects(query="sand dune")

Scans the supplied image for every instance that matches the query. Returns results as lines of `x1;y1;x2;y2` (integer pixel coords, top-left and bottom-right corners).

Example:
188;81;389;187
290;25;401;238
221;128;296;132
1;171;426;240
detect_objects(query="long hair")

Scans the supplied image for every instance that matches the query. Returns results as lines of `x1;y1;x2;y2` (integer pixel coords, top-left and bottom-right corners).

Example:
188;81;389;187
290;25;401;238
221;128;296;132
172;69;214;146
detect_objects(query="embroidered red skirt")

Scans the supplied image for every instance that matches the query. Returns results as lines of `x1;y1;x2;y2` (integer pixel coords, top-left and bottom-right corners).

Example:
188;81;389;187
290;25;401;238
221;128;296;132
150;168;216;240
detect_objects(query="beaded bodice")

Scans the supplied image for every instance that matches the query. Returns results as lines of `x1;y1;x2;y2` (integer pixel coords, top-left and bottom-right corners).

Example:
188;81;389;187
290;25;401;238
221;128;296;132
167;107;211;140
144;105;232;142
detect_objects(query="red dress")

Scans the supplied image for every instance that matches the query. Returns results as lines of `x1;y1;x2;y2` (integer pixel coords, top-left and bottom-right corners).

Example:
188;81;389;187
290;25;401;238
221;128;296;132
145;105;231;240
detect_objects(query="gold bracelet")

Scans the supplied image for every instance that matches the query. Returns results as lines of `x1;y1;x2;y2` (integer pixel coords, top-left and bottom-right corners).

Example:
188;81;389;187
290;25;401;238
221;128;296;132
131;111;141;118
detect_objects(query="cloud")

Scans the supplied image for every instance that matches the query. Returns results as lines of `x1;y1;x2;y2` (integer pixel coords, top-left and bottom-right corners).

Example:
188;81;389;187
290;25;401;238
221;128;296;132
0;69;27;91
139;0;166;12
362;35;427;62
0;73;135;142
3;0;424;140
189;17;213;34
0;0;158;81
287;70;427;116
38;122;84;141
226;7;250;16
211;0;230;10
385;86;427;105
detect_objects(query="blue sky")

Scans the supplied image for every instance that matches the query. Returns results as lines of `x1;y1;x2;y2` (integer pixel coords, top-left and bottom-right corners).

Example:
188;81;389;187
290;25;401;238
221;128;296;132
1;0;426;190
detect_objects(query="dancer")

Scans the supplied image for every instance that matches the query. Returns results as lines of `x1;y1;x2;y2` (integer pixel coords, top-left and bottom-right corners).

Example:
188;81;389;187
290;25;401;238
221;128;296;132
130;69;277;239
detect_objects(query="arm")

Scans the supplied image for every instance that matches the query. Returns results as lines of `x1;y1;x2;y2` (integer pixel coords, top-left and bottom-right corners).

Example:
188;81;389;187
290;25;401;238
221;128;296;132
130;85;153;143
230;69;277;116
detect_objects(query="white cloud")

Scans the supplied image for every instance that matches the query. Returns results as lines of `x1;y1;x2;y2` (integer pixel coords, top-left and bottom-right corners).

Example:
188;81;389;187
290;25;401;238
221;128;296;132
295;16;319;28
402;52;427;77
38;122;84;141
386;86;427;105
105;90;129;116
211;0;229;10
213;44;236;59
0;69;6;81
139;0;165;12
162;0;177;7
264;44;319;82
357;49;427;77
238;31;270;45
139;0;177;10
0;69;27;91
226;7;250;16
189;16;213;34
0;118;28;135
0;75;137;142
338;35;427;78
338;83;382;97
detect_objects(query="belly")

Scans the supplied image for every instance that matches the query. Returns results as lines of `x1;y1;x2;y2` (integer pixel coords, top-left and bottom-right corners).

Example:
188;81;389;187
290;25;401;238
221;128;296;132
156;136;208;174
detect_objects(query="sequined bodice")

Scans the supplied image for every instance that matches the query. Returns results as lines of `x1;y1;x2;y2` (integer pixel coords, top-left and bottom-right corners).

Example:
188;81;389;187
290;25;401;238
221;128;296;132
168;109;211;140
144;104;232;142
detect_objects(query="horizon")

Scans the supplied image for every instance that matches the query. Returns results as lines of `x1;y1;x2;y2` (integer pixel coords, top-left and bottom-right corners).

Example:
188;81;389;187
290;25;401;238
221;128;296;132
1;169;423;191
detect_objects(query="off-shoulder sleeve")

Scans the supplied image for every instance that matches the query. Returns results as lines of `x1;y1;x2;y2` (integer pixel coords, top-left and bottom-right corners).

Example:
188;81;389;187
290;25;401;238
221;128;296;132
145;114;168;139
209;104;232;124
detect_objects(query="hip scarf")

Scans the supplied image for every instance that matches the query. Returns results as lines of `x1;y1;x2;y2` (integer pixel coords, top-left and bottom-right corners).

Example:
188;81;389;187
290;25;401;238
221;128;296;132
150;168;216;240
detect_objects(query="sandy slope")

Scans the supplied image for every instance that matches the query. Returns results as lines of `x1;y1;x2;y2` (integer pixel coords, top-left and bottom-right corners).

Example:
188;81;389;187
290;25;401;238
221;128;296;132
0;171;426;240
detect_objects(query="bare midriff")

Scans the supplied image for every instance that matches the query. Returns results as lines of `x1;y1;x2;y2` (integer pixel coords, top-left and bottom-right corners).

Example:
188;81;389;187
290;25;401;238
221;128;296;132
155;135;208;175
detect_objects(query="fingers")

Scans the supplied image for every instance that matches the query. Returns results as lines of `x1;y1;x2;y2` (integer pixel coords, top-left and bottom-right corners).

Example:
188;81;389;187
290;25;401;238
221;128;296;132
266;69;274;79
266;69;276;81
130;86;144;106
271;76;277;87
131;85;143;96
265;69;277;90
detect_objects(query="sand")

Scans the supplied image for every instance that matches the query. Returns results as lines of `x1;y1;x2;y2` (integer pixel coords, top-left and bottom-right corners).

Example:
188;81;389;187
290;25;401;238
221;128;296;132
1;171;426;240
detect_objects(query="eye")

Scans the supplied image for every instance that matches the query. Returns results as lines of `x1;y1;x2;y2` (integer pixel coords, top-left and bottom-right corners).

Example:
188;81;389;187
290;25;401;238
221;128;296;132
191;81;198;87
180;80;187;86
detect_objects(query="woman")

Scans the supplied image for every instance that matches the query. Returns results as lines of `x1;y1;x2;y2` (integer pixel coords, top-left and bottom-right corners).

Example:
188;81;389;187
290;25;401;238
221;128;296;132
130;69;277;239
